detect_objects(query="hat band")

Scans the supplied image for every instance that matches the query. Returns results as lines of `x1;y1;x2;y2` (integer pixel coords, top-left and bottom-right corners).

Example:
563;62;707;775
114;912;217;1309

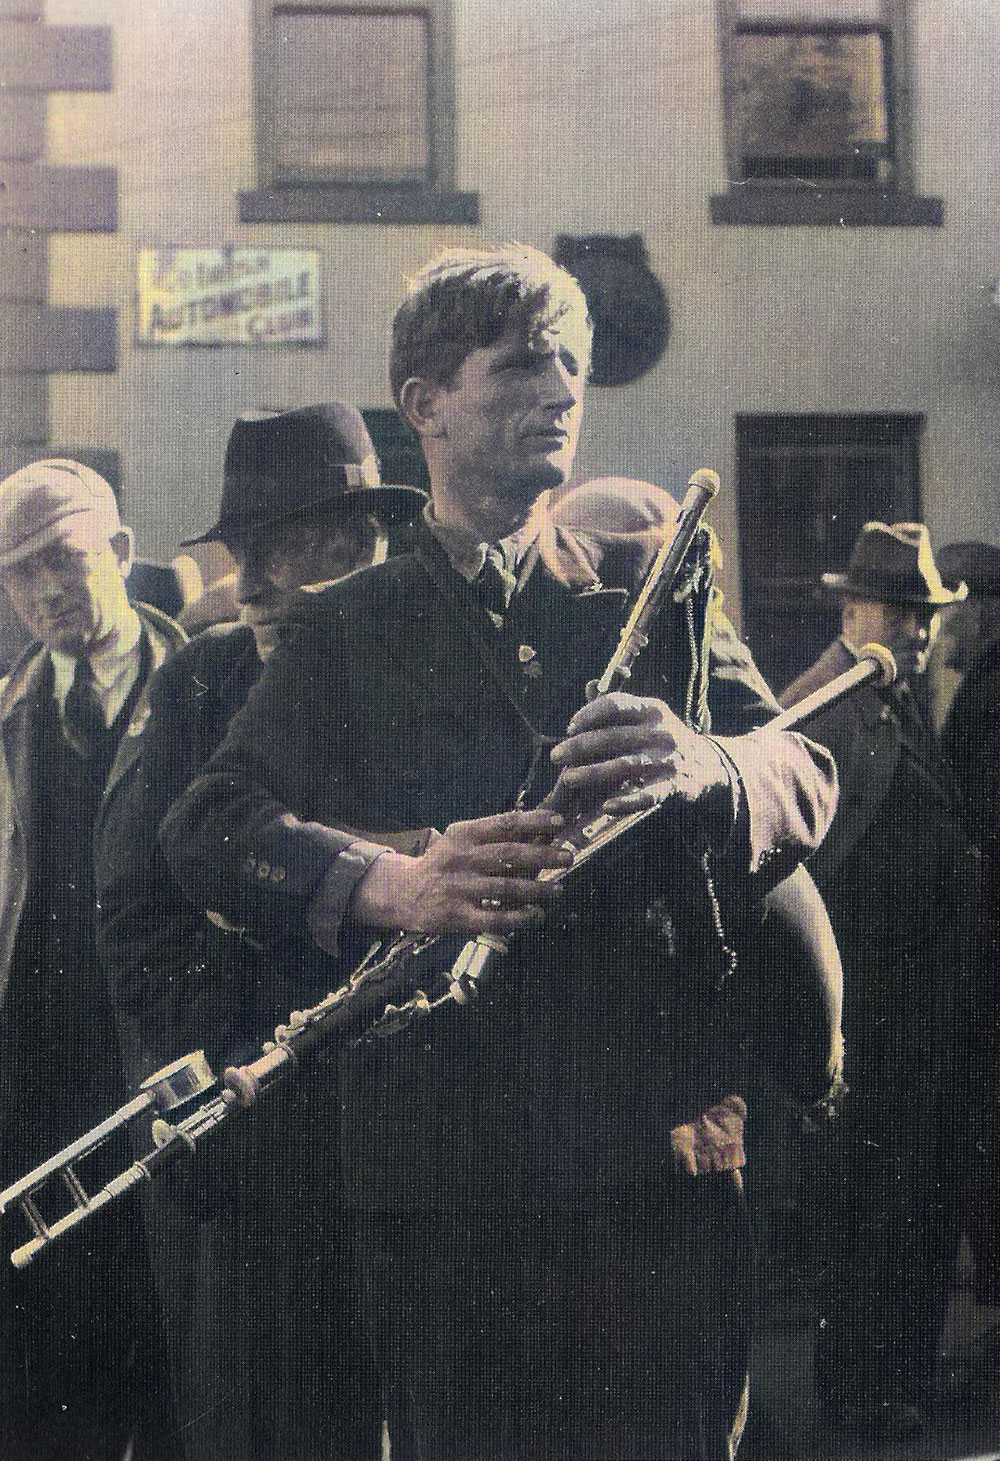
843;567;950;603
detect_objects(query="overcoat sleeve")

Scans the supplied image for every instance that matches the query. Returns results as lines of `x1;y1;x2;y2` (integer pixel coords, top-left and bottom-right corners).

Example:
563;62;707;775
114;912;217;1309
96;632;274;1075
692;605;839;885
160;603;385;943
161;591;838;946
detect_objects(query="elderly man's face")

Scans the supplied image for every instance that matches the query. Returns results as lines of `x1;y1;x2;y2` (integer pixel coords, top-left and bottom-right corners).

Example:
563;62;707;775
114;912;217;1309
433;321;588;533
845;598;940;682
230;507;377;659
2;526;133;655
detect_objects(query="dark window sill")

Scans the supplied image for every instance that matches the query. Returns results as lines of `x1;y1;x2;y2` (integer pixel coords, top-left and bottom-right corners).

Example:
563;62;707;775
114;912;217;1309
710;188;943;227
238;185;479;225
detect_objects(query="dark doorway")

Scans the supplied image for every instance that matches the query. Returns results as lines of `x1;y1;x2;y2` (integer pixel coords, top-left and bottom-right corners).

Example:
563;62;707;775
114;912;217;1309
737;413;923;693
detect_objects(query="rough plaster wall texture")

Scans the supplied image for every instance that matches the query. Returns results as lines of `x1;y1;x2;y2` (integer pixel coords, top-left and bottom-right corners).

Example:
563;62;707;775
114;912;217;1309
40;0;1000;584
44;0;477;558
461;0;743;595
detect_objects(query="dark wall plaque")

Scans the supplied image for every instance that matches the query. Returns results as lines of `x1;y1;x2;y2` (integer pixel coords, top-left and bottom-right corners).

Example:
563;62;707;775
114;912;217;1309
552;233;670;387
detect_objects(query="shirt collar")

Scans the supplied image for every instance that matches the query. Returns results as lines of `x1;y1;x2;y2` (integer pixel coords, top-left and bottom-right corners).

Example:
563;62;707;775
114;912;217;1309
51;606;143;704
422;503;520;584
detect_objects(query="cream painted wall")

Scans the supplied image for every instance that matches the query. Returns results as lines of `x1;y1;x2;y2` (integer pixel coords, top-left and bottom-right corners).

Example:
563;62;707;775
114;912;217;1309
42;0;1000;622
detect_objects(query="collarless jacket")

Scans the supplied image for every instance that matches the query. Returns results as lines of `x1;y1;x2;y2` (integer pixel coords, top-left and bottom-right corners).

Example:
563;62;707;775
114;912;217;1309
0;603;187;1011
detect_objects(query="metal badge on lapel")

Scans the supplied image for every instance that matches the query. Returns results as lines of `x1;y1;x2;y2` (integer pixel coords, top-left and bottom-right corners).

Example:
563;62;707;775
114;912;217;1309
518;644;542;679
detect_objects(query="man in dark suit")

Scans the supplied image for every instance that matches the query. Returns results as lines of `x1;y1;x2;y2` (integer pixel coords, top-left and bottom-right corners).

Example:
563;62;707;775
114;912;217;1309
0;459;186;1459
781;521;976;1438
937;540;1000;925
161;244;838;1461
95;404;425;1461
936;541;1000;1316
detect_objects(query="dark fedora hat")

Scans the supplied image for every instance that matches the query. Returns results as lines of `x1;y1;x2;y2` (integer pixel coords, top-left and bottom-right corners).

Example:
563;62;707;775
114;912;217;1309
821;521;967;607
182;402;426;547
935;540;1000;597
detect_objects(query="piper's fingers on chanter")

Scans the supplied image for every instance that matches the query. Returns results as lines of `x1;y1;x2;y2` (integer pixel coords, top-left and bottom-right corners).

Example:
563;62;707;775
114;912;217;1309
463;840;573;877
549;750;670;800
461;899;548;934
550;721;676;770
600;777;677;815
465;873;562;909
446;808;566;847
563;690;666;737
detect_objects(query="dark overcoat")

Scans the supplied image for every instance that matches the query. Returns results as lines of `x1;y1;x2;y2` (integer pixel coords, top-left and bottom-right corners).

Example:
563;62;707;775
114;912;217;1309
940;637;1000;1304
781;637;979;1408
161;525;838;1213
0;604;187;1460
942;636;1000;880
157;525;838;1459
95;622;380;1461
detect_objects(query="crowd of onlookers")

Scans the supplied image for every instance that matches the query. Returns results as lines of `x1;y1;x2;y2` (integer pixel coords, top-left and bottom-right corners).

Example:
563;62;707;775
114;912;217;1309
0;242;997;1461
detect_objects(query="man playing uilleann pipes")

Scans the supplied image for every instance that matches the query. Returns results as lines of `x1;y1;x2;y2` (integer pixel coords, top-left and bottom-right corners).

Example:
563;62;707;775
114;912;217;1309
161;244;838;1461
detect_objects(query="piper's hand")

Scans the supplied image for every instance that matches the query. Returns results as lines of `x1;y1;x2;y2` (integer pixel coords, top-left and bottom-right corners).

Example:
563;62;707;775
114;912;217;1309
548;692;731;817
348;809;571;935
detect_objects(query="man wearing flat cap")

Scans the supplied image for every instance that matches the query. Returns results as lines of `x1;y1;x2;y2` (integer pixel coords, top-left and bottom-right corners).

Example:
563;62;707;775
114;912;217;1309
95;403;424;1461
781;521;979;1438
0;458;186;1458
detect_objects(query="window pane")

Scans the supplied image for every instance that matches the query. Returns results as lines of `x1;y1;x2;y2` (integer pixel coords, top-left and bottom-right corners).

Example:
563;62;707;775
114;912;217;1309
734;28;890;178
271;9;430;182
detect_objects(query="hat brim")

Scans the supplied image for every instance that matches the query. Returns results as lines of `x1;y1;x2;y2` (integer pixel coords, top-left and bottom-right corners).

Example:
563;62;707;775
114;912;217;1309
820;571;968;606
181;483;427;547
0;506;123;571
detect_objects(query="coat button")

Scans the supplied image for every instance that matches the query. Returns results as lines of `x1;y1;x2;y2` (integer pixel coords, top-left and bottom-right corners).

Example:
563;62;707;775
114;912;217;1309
257;860;271;879
271;866;286;883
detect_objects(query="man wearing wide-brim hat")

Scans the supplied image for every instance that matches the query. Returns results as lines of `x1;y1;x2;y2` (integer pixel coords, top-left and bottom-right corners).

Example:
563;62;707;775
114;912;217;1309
780;521;978;1440
95;403;424;1461
815;519;967;686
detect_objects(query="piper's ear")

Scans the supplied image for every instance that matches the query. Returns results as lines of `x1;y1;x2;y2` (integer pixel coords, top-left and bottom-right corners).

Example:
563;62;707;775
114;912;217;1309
399;376;446;439
111;526;136;579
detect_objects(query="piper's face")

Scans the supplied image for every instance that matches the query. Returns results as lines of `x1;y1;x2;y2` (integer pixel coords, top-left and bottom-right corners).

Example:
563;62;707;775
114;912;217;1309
2;524;133;656
433;321;588;535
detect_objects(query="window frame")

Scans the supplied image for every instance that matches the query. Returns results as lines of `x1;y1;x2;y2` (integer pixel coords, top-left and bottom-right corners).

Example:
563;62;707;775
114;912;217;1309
736;411;924;690
242;0;478;225
712;0;941;226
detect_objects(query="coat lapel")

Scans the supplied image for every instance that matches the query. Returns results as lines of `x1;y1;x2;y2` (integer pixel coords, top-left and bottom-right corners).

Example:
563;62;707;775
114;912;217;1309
106;604;188;793
414;525;628;743
0;650;52;850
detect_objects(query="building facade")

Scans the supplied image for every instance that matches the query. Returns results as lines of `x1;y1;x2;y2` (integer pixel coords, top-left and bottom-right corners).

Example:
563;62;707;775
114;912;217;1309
2;0;998;684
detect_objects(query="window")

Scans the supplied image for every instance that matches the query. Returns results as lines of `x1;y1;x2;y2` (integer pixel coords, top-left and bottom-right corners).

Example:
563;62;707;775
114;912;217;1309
736;413;923;691
240;0;478;225
268;10;431;184
712;1;942;225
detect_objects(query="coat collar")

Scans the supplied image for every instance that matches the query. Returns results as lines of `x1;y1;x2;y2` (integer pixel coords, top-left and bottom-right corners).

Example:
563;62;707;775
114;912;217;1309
0;603;187;793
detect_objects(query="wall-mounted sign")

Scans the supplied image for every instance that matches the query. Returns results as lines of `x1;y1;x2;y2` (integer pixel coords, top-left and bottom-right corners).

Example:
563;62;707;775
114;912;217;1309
137;247;322;345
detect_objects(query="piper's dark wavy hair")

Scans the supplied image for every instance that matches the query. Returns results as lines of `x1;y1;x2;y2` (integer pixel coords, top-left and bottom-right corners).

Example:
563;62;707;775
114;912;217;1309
389;244;592;411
